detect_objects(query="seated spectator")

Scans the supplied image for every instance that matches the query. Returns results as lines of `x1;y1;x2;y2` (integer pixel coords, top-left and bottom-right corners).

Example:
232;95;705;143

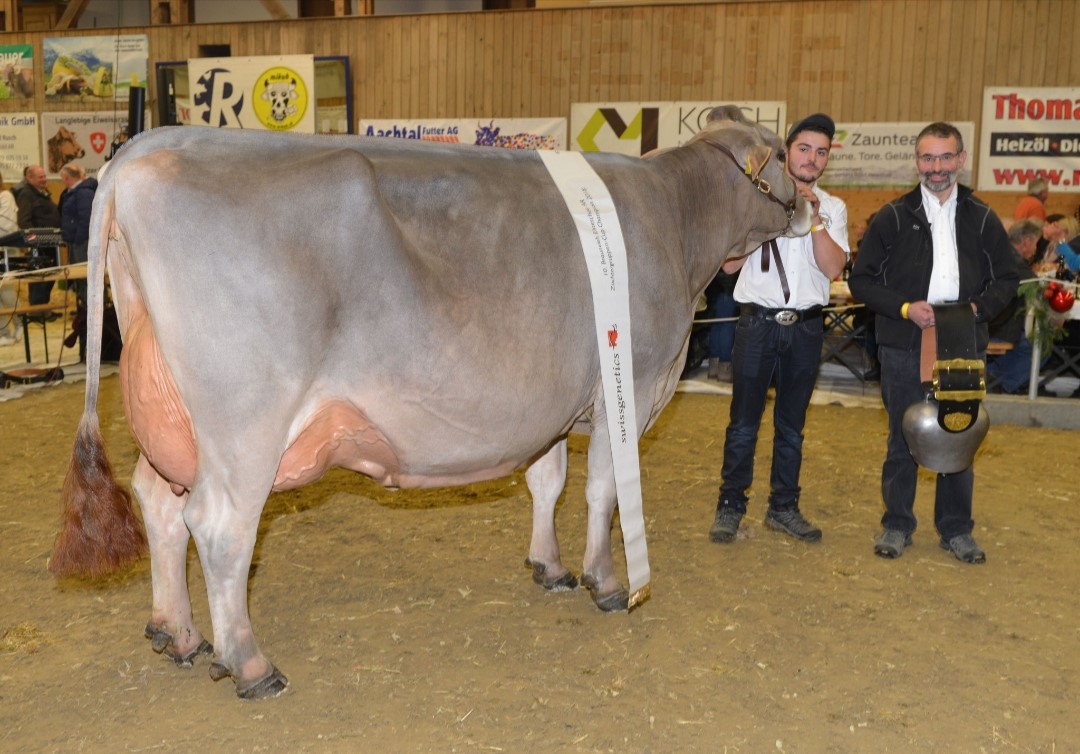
1014;177;1049;221
987;219;1049;394
1045;215;1080;277
704;268;739;381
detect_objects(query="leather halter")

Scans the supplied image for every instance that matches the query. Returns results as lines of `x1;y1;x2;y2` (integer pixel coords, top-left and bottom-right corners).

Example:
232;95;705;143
705;139;799;302
704;140;798;220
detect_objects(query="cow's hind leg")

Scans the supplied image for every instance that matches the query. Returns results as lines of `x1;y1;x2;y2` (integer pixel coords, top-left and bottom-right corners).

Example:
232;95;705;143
183;468;287;700
132;455;213;668
524;439;578;592
581;418;629;612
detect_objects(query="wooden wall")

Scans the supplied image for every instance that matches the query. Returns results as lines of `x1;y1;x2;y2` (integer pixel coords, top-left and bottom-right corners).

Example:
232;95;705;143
3;0;1080;225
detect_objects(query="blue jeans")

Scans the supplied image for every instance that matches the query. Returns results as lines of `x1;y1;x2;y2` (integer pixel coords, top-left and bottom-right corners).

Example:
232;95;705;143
877;345;974;539
987;334;1044;393
707;290;738;361
719;313;823;511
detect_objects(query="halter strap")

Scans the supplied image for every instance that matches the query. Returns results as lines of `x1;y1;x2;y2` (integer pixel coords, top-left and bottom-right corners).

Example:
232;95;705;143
704;140;798;220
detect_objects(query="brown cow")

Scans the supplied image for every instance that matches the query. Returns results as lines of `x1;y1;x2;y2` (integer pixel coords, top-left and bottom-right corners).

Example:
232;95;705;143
47;126;85;173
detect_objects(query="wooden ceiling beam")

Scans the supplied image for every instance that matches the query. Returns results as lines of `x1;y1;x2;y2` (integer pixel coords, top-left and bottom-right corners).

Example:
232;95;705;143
55;0;92;30
259;0;291;20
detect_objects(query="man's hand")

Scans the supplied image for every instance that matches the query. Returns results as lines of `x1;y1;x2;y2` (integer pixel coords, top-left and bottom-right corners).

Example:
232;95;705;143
908;300;935;329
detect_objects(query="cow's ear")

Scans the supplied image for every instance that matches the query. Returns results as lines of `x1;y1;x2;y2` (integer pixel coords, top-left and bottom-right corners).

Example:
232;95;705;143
741;144;774;181
706;105;749;126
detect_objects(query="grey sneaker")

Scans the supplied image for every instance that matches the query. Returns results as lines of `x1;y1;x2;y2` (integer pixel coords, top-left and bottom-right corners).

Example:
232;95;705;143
709;505;744;543
940;533;986;564
874;529;913;558
764;507;822;542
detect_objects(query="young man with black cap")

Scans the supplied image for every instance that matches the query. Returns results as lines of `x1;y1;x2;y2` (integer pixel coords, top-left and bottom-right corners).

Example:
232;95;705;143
708;113;849;545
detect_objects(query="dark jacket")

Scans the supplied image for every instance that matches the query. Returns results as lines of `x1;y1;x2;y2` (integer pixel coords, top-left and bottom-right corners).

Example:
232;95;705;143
986;248;1035;344
848;184;1020;351
59;177;98;245
11;179;60;229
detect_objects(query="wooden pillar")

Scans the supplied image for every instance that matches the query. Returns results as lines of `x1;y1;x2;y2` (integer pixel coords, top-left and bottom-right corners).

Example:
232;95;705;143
151;0;192;25
0;0;17;31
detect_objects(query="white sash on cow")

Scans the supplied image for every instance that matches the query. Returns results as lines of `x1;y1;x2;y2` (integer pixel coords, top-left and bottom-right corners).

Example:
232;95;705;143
538;149;650;609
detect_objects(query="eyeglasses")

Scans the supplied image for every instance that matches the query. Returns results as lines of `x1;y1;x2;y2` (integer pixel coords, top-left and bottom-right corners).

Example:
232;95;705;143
917;153;958;166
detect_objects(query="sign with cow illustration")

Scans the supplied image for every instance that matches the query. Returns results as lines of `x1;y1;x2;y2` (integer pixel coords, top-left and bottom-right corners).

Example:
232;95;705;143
40;111;147;177
187;54;316;133
43;34;147;102
0;44;34;100
360;117;566;150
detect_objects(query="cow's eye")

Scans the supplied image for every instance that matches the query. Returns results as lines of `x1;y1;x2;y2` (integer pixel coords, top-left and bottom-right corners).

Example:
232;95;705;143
777;149;786;164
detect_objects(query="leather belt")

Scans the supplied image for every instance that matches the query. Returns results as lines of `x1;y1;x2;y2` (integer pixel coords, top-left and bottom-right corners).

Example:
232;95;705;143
920;303;985;431
740;304;823;326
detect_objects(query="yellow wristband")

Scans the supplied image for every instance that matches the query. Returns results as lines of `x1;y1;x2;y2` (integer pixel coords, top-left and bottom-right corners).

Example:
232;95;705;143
809;224;827;233
901;302;910;320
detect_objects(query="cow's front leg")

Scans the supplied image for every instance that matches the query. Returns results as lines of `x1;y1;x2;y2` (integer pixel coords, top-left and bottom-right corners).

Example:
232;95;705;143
524;438;577;592
183;477;287;700
132;455;212;668
581;418;629;612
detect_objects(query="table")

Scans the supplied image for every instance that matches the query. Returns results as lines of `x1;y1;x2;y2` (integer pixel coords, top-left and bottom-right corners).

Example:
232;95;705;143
821;302;875;378
1;264;88;364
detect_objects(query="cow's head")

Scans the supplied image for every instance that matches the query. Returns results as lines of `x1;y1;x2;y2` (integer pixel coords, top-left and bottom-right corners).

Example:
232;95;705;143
261;79;299;122
47;126;85;173
687;106;812;238
475;121;499;146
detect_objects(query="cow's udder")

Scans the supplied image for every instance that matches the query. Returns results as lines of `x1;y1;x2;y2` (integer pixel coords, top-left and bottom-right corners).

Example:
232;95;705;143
120;313;197;494
274;402;402;491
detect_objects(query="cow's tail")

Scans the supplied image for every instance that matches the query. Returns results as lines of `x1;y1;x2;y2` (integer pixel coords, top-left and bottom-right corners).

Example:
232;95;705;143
49;177;148;578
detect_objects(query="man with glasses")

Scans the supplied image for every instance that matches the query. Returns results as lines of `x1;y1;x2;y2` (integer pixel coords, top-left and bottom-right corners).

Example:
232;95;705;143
848;122;1019;564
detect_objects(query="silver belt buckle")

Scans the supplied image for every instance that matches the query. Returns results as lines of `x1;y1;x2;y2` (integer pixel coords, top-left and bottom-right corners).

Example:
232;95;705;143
773;310;798;326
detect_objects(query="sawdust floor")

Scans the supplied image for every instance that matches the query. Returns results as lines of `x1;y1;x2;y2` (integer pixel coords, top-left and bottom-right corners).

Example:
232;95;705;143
1;376;1077;753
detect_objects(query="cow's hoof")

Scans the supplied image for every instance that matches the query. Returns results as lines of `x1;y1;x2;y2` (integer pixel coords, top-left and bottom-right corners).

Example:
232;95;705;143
172;640;214;669
581;574;629;612
237;666;289;700
525;558;578;592
144;624;213;668
209;659;289;700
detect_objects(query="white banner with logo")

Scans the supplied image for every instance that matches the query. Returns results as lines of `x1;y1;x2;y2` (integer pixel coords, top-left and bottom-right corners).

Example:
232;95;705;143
360;118;565;150
538;149;650;608
570;101;786;155
40;111;146;178
0;112;41;181
188;55;315;133
978;87;1080;193
820;122;975;189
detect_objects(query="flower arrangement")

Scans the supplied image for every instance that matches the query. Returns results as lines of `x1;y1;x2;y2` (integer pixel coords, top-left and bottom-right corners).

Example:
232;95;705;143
1017;278;1077;355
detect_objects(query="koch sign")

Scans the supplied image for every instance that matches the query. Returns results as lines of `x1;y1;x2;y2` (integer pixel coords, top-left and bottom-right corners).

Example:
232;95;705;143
979;87;1080;193
570;101;786;155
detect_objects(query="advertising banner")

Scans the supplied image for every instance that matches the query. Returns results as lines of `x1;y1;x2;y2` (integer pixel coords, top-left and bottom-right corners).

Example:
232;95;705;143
360;118;566;150
820;122;975;189
978;87;1080;193
188;55;316;133
43;34;147;102
0;112;41;181
40;111;146;177
0;44;34;100
569;101;786;155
